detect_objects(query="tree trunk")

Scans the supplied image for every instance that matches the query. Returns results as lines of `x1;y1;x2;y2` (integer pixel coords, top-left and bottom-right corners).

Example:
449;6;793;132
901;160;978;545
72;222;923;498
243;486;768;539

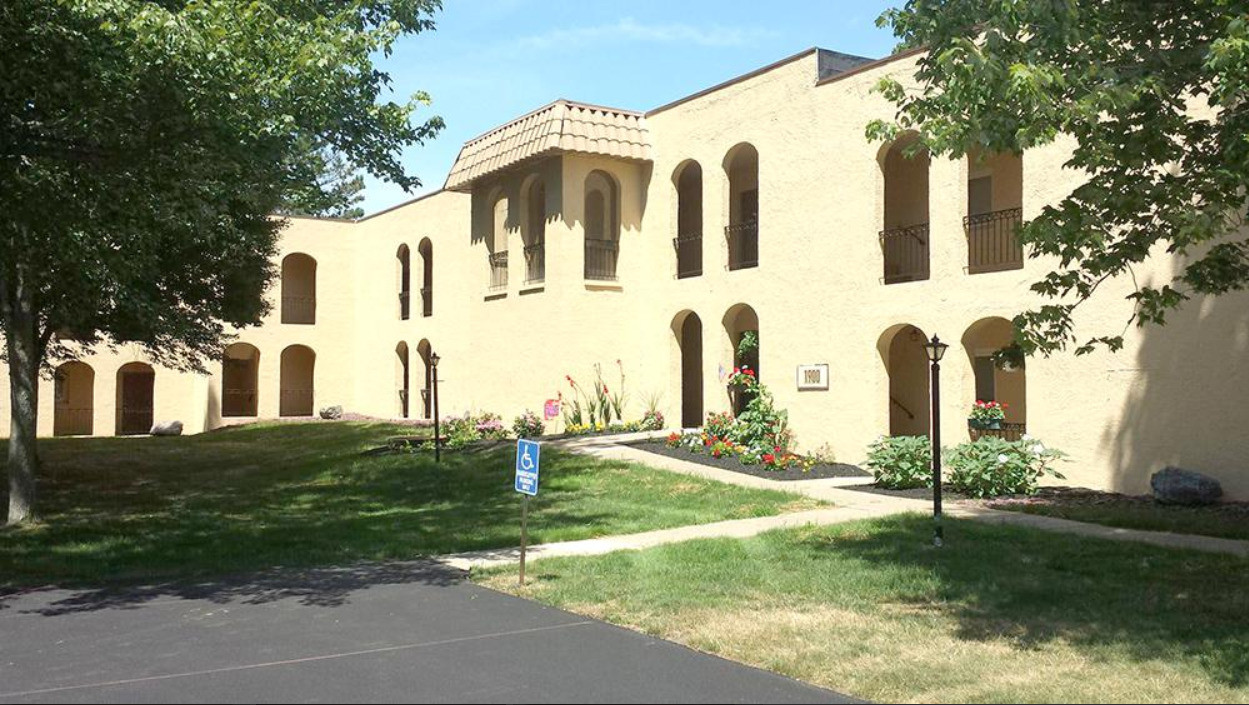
4;275;40;526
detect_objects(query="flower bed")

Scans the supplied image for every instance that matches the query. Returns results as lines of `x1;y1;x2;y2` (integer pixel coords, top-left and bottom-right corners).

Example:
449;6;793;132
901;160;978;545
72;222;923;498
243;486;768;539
629;439;868;482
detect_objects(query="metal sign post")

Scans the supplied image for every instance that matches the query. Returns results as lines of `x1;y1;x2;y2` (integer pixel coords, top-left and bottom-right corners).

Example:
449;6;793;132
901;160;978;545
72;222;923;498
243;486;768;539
514;439;541;585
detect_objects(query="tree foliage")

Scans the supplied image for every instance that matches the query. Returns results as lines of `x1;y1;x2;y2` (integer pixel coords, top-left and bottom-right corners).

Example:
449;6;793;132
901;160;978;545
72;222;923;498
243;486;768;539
868;0;1249;356
0;0;443;523
277;138;367;220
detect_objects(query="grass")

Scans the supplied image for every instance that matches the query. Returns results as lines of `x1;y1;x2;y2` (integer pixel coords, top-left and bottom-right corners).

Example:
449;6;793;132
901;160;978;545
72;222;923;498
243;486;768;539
0;422;819;588
985;495;1249;542
479;514;1249;703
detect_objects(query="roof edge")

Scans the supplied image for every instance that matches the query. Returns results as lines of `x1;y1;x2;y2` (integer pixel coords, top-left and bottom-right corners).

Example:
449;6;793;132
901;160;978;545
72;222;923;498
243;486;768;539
356;188;455;222
645;47;819;117
813;45;927;87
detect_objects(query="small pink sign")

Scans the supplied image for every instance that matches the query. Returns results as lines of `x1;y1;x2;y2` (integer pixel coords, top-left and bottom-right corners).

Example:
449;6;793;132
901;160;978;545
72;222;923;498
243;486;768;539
544;399;560;420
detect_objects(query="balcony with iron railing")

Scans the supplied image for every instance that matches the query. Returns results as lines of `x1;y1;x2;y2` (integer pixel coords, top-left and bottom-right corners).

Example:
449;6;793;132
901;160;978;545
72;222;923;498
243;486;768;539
584;239;619;281
399;290;410;320
725;222;758;271
673;232;702;279
222;389;259;418
53;408;94;437
281;296;316;324
488;251;509;291
420;287;432;317
280;388;314;417
965;207;1024;274
524;243;546;284
880;223;930;284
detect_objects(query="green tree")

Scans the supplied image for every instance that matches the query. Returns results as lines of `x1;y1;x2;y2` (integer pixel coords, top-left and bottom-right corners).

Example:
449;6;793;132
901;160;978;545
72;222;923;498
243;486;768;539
278;138;367;220
868;1;1249;358
1;0;444;525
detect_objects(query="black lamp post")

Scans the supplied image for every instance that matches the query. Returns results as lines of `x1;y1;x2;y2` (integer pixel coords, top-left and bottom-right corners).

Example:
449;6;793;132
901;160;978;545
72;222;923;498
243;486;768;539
923;334;949;547
430;351;441;463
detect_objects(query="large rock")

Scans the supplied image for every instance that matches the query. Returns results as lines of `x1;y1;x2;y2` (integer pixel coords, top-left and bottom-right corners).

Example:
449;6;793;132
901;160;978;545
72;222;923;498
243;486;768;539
1151;467;1223;505
150;420;183;437
319;405;344;420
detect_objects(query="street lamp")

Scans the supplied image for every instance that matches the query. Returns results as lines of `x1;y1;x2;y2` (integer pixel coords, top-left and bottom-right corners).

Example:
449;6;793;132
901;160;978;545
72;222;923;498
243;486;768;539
923;334;949;548
430;351;441;463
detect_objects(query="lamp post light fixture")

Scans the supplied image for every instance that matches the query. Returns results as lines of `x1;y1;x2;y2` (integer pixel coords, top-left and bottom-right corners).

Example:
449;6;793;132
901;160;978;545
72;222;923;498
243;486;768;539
430;351;441;463
923;334;949;547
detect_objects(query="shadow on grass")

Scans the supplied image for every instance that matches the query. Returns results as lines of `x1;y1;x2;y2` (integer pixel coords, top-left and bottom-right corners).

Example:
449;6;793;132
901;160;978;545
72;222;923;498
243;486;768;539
0;423;672;608
797;514;1249;688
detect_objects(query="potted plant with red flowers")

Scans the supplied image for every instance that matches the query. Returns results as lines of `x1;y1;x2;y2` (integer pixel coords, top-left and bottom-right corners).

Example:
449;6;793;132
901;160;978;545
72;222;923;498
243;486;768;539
969;400;1007;430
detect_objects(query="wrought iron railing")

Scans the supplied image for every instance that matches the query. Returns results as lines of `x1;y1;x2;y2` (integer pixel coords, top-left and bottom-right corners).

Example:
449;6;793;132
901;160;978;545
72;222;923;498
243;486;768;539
280;389;314;417
222;389;258;418
420;287;432;317
524;243;546;284
420;388;431;419
725;222;758;270
673;232;702;278
53;408;93;437
584;239;619;281
488;251;509;291
880;223;930;284
281;296;316;324
398;290;410;320
965;207;1024;274
119;407;154;436
398;389;409;418
968;421;1027;442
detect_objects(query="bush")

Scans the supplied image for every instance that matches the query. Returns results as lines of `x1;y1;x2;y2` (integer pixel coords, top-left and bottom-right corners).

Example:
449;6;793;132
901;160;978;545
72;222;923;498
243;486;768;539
474;412;508;440
865;435;933;489
512;410;545;439
945;436;1066;498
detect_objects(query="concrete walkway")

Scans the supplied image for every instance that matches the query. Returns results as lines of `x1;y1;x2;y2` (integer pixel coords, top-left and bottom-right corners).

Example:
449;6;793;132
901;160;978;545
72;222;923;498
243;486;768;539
456;432;1249;562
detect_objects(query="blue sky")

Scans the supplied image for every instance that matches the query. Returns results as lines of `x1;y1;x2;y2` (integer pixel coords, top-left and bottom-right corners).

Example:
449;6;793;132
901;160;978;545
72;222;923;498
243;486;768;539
361;0;902;214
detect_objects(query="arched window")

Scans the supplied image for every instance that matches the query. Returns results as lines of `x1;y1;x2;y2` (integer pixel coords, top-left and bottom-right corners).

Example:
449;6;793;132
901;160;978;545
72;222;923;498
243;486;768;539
417;339;433;419
722;303;759;416
54;361;94;436
962;317;1026;439
279;345;316;417
671;311;703;427
878;325;931;436
116;362;155;435
524;179;546;284
724;144;759;270
674;161;703;278
281;253;318;324
396;342;411;418
397;244;411;320
222;343;260;417
488;191;509;291
880;134;931;284
584;170;619;280
419;238;433;317
966;149;1024;273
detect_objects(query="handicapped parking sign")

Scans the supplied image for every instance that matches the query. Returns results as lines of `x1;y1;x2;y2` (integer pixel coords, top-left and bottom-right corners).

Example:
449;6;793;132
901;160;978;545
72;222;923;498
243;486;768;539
514;439;540;496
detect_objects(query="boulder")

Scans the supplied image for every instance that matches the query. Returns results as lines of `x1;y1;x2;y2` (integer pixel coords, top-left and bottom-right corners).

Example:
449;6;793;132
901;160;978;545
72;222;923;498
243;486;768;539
1151;466;1223;505
319;405;344;420
150;420;183;437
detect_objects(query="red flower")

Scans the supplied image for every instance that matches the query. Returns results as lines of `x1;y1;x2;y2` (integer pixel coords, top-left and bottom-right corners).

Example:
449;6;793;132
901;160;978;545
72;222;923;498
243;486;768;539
603;384;609;394
745;369;755;377
763;453;775;464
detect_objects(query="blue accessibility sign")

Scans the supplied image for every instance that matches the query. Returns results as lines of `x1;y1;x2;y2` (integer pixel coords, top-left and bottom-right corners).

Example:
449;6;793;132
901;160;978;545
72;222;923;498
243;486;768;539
514;439;541;496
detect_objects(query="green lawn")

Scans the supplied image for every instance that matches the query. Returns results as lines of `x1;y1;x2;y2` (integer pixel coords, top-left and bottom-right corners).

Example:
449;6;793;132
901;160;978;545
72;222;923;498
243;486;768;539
985;496;1249;542
0;422;818;587
480;515;1249;704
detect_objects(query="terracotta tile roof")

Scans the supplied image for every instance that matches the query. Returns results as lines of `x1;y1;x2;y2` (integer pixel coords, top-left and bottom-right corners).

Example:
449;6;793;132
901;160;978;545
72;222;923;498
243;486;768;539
445;100;651;191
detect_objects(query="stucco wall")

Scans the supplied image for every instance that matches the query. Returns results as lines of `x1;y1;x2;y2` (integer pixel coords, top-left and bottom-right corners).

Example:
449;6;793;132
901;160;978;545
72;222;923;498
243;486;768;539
2;48;1246;500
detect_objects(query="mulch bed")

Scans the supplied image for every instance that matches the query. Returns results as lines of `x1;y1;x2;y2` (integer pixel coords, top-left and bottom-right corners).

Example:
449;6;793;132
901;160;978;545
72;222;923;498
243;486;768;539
628;441;869;482
980;485;1249;515
839;484;973;501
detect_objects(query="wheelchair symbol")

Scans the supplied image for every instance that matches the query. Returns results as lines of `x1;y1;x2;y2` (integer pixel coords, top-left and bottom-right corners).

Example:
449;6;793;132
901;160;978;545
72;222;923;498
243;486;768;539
520;449;535;472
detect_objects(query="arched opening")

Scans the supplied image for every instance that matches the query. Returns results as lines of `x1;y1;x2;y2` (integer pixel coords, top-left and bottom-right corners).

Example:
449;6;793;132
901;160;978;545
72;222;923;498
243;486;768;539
879;325;931;436
417;339;433;419
724;144;759;270
962;317;1027;438
281;253;318;324
279;345;316;417
723;303;760;416
584;170;620;280
966;149;1024;273
880;134;931;284
488;190;509;291
53;361;94;436
116;362;155;436
419;238;433;317
222;343;260;417
397;244;411;320
674;161;703;278
524;178;546;284
395;342;411;418
671;311;704;427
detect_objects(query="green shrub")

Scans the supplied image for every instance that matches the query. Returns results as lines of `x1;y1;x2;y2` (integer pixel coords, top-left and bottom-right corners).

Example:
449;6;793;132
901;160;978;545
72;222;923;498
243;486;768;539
865;435;933;489
512;410;545;439
945;435;1066;498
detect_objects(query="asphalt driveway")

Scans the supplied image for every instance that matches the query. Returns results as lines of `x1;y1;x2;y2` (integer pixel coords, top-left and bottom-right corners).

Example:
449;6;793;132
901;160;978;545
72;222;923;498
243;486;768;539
0;562;854;704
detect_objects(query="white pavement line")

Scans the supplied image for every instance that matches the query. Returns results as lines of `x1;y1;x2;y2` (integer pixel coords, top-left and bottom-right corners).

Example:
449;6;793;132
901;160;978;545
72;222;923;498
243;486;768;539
0;620;595;700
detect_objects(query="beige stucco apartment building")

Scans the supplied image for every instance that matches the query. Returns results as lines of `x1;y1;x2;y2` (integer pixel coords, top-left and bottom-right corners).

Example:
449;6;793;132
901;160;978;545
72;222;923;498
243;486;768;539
6;47;1248;499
